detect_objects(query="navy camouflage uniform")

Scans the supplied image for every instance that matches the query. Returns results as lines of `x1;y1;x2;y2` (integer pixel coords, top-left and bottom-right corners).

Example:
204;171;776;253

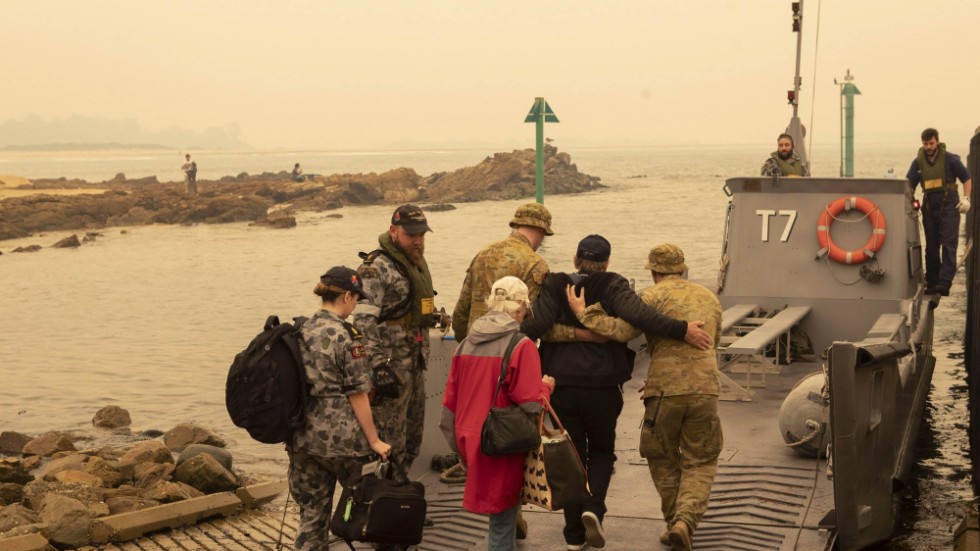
288;309;374;551
354;247;431;482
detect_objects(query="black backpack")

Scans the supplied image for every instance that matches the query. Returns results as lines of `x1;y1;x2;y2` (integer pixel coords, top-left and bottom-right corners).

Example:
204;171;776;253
226;315;308;444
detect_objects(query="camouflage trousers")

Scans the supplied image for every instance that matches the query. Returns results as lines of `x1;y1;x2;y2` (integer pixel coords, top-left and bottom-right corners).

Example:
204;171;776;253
287;450;370;551
373;363;425;481
639;394;723;532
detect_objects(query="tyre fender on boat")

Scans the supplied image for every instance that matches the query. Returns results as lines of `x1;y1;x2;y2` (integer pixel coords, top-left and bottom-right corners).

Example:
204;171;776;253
816;195;887;265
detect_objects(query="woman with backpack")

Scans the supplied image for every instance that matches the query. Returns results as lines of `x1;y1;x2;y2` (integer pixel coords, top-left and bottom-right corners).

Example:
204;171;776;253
440;276;555;551
288;265;392;551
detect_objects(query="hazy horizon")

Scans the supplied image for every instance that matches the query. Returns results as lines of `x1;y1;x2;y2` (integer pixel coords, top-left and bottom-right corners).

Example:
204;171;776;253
3;1;979;152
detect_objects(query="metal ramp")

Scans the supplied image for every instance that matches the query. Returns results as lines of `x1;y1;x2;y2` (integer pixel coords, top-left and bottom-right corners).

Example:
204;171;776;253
718;305;811;401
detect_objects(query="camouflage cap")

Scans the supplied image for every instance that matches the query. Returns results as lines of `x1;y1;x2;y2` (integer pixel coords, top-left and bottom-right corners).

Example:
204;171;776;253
644;243;688;274
509;202;554;236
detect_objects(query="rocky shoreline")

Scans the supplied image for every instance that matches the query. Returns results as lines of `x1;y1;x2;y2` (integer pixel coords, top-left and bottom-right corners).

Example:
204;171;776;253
0;407;268;549
0;145;602;242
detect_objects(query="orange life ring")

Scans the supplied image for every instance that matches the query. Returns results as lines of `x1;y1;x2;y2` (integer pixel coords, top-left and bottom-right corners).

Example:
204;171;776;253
816;196;887;265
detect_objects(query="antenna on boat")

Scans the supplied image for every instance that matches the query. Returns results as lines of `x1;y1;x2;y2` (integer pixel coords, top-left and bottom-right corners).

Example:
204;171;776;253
786;1;809;171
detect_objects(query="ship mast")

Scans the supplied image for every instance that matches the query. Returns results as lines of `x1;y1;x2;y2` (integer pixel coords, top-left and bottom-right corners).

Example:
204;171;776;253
785;1;809;169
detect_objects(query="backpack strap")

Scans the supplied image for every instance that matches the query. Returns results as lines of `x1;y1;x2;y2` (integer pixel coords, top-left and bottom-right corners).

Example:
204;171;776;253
489;332;526;408
358;249;414;322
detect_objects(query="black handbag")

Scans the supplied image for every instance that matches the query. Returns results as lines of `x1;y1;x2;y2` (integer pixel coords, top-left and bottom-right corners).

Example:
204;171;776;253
329;461;427;550
480;332;542;456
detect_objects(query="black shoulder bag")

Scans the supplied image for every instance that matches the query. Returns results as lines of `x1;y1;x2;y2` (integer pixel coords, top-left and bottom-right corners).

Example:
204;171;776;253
480;332;543;456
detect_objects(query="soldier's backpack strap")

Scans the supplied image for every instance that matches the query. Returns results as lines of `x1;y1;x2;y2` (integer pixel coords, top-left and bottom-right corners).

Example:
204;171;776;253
357;249;414;322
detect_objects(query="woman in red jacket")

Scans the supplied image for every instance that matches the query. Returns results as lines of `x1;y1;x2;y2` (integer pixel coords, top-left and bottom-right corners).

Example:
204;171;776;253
441;276;555;551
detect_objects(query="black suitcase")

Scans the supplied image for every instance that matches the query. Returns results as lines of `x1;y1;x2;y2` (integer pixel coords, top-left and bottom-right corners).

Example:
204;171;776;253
330;462;427;549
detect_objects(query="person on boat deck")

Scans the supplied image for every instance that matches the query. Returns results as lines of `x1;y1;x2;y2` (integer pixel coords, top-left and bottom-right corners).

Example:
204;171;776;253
440;276;555;551
520;234;711;550
906;127;973;297
569;244;723;551
353;205;438;487
288;266;391;551
760;133;810;177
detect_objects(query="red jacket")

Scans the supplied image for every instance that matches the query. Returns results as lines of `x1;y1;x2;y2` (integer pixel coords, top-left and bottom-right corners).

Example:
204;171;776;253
442;314;551;514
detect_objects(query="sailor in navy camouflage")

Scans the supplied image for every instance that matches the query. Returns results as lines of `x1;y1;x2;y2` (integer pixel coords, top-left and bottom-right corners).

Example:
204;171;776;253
354;204;437;482
288;266;391;551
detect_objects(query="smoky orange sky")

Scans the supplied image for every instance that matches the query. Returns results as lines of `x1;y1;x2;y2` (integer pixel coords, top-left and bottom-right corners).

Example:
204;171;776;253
2;0;978;150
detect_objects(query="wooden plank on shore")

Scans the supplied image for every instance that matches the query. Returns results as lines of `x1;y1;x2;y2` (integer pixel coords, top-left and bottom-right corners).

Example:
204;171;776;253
236;480;287;509
90;491;242;544
0;533;49;551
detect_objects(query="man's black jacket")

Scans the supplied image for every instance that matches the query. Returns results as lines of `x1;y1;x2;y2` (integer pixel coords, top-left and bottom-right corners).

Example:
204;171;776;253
520;271;687;387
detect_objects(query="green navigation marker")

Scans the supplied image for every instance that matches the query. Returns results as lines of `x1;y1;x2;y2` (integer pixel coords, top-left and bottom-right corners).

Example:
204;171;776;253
524;97;559;204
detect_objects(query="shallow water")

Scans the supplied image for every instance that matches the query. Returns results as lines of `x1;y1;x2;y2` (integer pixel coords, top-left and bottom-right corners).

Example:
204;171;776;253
0;146;972;547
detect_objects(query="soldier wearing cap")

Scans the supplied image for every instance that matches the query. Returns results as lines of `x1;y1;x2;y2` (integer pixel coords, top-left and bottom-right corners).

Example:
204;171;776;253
522;235;711;550
288;266;392;551
353;205;438;483
570;243;722;551
452;202;555;341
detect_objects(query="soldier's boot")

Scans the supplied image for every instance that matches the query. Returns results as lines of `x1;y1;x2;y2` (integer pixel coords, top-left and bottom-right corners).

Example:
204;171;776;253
668;521;692;551
659;530;670;544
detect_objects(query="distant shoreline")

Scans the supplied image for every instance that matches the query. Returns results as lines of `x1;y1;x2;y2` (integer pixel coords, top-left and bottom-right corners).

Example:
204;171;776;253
0;142;181;152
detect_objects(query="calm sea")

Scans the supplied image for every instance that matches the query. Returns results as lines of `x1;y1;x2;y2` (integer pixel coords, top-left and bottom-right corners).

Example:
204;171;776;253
0;145;971;549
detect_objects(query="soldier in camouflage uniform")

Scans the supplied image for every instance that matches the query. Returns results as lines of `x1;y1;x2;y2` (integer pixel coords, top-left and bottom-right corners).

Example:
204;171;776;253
452;203;554;340
288;266;392;551
572;244;722;551
760;133;810;177
354;205;438;484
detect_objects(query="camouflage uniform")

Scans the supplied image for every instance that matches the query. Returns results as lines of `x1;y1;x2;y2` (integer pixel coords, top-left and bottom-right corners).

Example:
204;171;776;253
578;244;723;535
288;308;374;551
452;203;554;339
761;152;809;177
354;246;431;482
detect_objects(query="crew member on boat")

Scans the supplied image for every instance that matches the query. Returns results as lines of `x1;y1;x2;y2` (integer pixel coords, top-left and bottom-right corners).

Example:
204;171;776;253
760;133;810;177
906;127;973;297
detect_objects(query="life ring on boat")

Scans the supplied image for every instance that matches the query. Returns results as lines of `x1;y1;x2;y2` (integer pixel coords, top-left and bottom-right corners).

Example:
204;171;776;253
816;196;887;265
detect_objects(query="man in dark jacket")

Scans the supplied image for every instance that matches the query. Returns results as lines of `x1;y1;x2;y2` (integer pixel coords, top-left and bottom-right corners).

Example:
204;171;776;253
520;235;710;550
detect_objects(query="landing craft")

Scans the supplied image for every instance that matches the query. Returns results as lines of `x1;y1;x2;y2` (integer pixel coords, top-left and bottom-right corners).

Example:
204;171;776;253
714;175;935;550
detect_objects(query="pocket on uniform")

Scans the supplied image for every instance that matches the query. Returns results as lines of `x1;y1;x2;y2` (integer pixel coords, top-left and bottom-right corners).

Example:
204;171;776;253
698;416;724;459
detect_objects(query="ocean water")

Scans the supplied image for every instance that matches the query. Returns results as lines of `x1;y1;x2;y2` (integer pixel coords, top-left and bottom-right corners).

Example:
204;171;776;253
0;145;972;549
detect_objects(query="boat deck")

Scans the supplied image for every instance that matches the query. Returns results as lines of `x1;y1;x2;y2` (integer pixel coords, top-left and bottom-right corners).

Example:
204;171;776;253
106;349;833;551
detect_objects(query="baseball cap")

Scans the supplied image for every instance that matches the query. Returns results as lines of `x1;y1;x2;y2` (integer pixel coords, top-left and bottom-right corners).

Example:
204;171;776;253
576;234;611;262
320;266;371;300
488;276;530;305
391;204;432;234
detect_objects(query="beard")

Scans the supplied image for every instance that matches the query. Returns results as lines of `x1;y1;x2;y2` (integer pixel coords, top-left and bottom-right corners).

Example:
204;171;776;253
778;150;794;161
398;242;424;264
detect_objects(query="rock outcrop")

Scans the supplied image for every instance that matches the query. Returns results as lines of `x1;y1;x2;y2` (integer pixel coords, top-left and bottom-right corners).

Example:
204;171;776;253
0;409;275;549
0;146;602;241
